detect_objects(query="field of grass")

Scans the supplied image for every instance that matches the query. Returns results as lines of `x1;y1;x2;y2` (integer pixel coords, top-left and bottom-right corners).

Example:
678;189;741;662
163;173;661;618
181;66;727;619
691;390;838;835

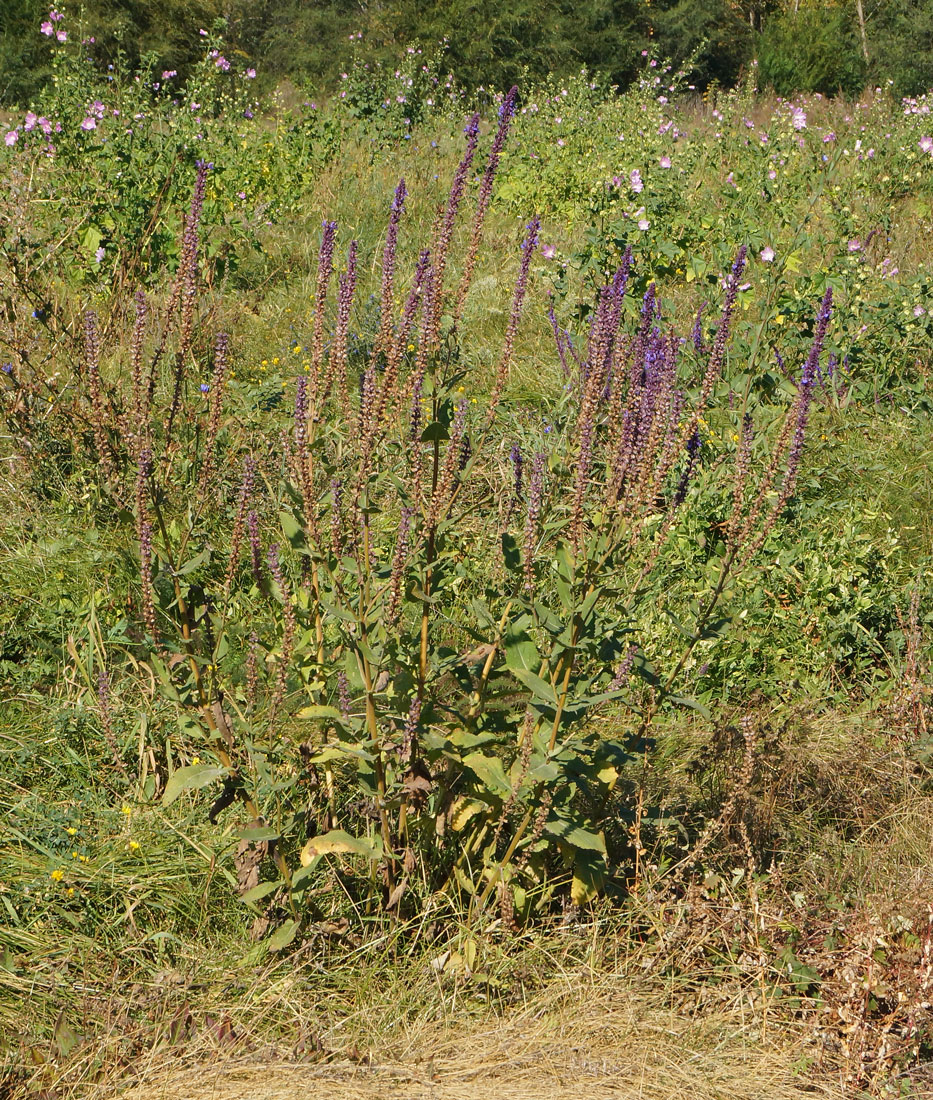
2;17;933;1100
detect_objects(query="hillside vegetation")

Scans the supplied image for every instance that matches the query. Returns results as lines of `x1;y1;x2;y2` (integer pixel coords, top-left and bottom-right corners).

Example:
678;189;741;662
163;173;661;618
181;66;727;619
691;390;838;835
2;13;933;1099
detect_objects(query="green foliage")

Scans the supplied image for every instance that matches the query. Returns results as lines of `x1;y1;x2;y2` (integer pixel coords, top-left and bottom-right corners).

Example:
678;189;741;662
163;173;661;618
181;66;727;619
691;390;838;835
1;30;932;1084
757;6;866;98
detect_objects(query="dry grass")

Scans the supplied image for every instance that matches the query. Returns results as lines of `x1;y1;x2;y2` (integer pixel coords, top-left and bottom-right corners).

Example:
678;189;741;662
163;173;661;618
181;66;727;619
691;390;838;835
89;974;842;1100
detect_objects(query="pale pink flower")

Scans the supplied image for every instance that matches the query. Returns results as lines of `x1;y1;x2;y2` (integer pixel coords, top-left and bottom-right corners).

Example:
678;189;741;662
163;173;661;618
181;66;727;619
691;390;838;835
760;246;775;263
4;130;18;146
659;155;671;168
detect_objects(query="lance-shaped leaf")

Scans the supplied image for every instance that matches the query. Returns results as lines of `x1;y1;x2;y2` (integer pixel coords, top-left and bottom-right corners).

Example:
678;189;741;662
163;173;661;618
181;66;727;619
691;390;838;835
161;764;228;807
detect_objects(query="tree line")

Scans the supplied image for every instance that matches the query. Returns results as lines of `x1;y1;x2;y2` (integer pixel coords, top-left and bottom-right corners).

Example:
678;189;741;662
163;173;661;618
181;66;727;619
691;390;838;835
2;0;932;107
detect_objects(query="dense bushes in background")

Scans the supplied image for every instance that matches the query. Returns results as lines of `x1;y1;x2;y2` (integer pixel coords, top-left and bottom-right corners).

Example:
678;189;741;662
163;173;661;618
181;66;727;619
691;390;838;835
4;0;933;108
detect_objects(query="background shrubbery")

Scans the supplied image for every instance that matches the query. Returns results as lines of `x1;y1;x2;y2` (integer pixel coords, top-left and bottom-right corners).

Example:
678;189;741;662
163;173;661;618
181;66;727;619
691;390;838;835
4;0;933;108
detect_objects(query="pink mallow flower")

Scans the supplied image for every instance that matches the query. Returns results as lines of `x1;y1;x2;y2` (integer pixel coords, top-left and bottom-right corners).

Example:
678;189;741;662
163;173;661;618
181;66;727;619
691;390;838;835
541;244;557;259
5;130;18;146
659;155;671;168
40;20;53;34
847;239;862;252
24;112;37;132
80;117;96;131
630;168;643;192
919;136;933;154
760;246;775;263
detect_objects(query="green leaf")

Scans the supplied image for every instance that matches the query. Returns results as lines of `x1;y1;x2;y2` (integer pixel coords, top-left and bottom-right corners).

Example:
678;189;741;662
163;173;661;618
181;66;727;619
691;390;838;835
501;532;520;572
280;510;308;551
234;825;279;842
462;752;511;797
296;705;344;721
665;695;711;719
161;764;227;807
267;919;300;952
545;816;606;853
571;849;607;906
510;667;557;704
240;880;282;905
421;421;450;443
504;619;540;674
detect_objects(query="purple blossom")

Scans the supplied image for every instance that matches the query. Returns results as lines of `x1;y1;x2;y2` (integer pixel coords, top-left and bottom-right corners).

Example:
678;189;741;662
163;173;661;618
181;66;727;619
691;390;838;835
80;117;96;131
56;29;67;41
40;20;53;34
4;131;18;146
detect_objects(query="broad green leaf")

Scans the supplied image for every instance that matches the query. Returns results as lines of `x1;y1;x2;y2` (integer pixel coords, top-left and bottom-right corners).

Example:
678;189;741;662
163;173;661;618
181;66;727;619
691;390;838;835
510;667;557;704
571;849;607;906
504;620;540;674
462;752;511;797
665;695;711;719
267;919;300;952
545;816;606;853
240;880;282;905
161;764;227;807
449;797;487;832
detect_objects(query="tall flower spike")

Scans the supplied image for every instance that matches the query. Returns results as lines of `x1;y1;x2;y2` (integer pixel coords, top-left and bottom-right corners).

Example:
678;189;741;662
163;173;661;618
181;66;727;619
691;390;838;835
386;505;413;625
199;332;230;493
267;544;297;720
375;180;407;360
167;161;209;440
429;399;468;528
247;510;263;584
131;288;148;440
308;220;337;407
454;88;519;327
378;248;430;426
735;287;832;565
224;455;256;599
681;245;747;449
429;113;480;328
485;217;539;428
332;241;359;420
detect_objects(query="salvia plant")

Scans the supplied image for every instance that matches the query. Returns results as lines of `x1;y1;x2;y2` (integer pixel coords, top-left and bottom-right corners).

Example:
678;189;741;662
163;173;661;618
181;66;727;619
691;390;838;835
56;90;835;938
